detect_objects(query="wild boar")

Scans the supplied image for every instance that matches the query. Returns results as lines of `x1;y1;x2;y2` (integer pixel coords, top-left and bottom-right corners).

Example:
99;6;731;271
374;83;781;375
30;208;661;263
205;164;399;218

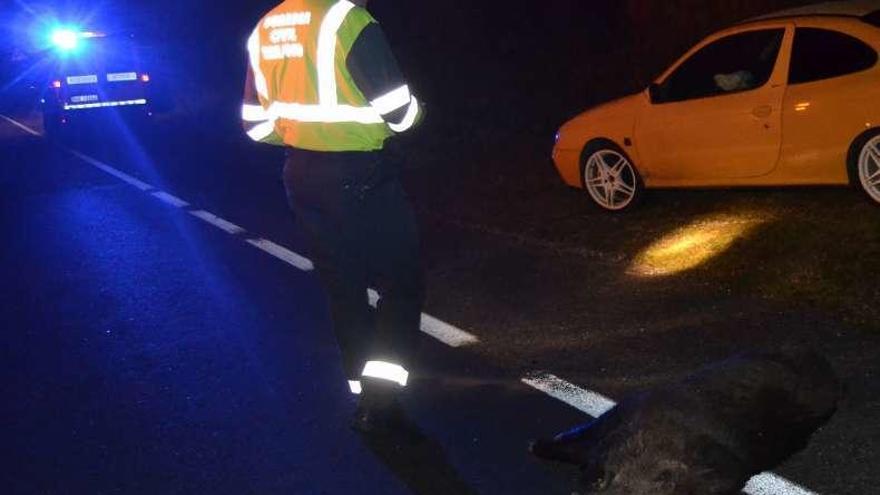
530;347;840;494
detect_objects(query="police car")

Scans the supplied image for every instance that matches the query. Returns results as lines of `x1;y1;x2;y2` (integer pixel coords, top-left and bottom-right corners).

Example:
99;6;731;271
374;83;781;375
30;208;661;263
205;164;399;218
42;28;153;138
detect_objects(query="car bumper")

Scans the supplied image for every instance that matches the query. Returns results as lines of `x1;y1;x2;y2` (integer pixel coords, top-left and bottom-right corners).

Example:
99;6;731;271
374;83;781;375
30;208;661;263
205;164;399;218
552;146;583;188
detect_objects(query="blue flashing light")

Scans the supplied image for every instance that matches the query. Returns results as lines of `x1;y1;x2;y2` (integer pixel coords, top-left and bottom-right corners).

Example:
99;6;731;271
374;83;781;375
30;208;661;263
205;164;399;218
50;28;81;52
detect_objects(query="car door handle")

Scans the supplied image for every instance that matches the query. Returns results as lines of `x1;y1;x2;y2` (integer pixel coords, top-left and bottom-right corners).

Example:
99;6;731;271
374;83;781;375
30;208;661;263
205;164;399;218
752;105;773;119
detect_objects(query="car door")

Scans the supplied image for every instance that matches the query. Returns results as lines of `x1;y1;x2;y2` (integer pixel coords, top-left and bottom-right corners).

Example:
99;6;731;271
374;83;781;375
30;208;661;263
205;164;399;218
635;26;791;183
778;22;880;184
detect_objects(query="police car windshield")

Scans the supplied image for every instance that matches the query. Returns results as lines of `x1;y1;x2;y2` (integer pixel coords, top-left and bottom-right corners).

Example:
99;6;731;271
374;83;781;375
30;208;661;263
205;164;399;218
64;35;141;73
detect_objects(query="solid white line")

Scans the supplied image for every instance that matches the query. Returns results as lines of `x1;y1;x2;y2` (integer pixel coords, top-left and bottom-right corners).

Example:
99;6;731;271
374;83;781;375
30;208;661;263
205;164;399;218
521;373;818;495
246;238;315;272
69;150;154;191
0;114;42;136
190;210;246;235
151;191;190;208
522;372;616;417
420;313;481;347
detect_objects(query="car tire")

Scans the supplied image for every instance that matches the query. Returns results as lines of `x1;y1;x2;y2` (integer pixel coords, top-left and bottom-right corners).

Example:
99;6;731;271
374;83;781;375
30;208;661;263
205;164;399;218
581;140;644;212
850;130;880;205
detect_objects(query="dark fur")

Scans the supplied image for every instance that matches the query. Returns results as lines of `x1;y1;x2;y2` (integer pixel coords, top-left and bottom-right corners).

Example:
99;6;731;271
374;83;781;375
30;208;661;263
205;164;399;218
530;347;841;494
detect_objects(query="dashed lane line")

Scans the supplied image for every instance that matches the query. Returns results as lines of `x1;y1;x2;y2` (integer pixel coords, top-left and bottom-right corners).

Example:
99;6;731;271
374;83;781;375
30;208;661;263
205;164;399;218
744;474;818;495
245;238;315;272
420;313;482;348
190;210;247;235
22;124;481;346
367;289;480;348
521;373;616;417
69;150;154;191
368;288;381;307
522;373;819;495
0;114;818;495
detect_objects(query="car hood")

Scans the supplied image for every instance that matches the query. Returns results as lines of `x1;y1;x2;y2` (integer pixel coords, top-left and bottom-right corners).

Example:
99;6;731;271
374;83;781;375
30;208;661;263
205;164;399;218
572;92;644;124
556;91;645;150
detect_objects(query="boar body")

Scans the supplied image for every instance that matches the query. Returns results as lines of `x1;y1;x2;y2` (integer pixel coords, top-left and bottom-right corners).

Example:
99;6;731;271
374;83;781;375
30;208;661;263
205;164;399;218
531;348;840;494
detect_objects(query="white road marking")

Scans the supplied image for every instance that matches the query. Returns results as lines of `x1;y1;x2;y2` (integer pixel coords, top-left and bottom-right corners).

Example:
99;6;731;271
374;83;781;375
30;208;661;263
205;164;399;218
151;191;190;208
367;289;482;346
190;210;246;235
69;150;154;191
744;473;818;495
246;238;315;272
368;288;381;308
0;114;821;495
522;373;819;495
0;114;42;136
420;313;481;347
522;372;616;417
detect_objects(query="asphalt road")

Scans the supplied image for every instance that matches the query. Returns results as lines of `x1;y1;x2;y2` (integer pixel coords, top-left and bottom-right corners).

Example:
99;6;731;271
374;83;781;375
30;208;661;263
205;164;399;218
1;112;878;495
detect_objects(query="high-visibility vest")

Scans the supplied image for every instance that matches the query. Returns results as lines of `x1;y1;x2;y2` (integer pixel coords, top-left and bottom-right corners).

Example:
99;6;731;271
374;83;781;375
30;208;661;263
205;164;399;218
242;0;420;152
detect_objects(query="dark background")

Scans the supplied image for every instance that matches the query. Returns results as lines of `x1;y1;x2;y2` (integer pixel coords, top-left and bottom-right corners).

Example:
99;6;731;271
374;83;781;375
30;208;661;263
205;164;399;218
2;0;819;143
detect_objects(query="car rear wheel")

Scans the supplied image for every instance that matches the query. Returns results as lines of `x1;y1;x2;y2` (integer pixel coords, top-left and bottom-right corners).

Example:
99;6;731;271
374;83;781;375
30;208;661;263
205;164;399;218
582;143;643;211
857;134;880;205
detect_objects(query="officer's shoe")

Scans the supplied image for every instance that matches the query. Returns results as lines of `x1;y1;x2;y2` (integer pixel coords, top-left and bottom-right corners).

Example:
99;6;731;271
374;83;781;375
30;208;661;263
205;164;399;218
351;378;405;434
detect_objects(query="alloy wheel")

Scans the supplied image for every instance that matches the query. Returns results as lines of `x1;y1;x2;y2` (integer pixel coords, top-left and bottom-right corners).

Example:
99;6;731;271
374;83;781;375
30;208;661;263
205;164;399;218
585;149;639;211
859;135;880;204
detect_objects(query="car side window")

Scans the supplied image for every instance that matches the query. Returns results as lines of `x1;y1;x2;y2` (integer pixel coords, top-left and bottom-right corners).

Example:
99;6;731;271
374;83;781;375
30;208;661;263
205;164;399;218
788;28;878;85
655;29;785;104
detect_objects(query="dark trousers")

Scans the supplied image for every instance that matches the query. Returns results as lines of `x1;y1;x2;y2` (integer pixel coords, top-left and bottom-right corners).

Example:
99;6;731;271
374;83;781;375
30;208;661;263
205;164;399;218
283;148;424;381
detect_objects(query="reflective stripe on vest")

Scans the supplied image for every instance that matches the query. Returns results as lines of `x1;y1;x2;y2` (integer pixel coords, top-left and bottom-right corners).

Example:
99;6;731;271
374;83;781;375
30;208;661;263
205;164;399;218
244;84;416;126
247;30;270;101
245;0;414;139
317;0;355;106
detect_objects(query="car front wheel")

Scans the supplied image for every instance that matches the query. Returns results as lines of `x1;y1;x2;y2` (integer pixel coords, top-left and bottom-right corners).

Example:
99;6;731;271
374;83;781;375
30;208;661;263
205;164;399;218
582;143;643;211
857;134;880;205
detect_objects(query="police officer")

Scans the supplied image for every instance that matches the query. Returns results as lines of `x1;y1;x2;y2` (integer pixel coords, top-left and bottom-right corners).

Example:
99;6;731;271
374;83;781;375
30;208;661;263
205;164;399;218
242;0;423;430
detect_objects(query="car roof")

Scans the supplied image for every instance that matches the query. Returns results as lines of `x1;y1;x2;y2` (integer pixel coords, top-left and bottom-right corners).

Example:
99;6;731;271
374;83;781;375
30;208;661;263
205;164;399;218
746;0;880;22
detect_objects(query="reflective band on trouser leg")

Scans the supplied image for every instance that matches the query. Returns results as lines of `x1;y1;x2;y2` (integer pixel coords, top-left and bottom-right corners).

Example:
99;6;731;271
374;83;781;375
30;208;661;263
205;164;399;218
388;96;420;133
362;361;409;387
349;380;363;395
370;85;412;116
317;0;356;105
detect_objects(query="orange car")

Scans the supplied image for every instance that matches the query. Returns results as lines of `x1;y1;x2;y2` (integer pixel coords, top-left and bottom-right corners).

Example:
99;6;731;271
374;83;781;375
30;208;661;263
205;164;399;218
552;1;880;210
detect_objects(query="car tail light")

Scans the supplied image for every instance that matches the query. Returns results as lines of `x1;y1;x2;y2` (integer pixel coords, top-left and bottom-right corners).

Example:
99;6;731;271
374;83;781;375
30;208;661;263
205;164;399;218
52;80;62;89
140;73;150;83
